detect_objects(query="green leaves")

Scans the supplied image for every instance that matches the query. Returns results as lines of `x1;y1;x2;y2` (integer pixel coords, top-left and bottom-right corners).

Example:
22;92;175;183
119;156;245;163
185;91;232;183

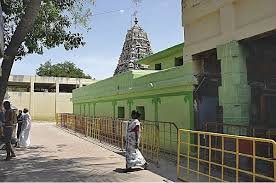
36;60;92;79
1;0;95;59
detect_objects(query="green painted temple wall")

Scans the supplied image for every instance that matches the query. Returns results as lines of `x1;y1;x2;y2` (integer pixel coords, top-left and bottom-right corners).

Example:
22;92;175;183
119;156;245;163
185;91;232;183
72;60;195;153
72;43;196;132
138;43;184;70
72;62;196;130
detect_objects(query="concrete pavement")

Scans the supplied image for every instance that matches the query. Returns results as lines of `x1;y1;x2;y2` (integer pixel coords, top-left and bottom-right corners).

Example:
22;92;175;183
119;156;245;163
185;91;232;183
0;123;171;182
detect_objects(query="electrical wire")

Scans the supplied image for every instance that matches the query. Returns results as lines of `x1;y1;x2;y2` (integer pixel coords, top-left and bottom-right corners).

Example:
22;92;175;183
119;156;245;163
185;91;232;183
92;8;132;17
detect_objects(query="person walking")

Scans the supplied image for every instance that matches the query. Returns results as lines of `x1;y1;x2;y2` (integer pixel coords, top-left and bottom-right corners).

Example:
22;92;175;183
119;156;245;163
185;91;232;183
3;101;16;161
18;108;31;148
16;110;23;139
125;110;148;172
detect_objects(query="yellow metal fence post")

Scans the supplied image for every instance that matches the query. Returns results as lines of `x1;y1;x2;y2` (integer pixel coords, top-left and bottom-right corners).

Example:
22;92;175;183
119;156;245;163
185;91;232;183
253;139;256;182
187;131;190;180
197;133;200;181
177;129;181;179
208;135;211;182
236;138;239;182
121;120;124;151
274;142;276;181
157;123;160;166
222;136;224;181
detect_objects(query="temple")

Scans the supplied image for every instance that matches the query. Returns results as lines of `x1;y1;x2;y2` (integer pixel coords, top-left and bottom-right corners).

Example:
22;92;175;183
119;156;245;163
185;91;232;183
62;1;276;181
114;18;152;75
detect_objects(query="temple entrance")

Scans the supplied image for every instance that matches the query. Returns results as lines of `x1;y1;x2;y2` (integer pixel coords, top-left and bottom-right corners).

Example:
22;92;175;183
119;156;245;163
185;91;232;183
193;49;222;131
242;31;276;128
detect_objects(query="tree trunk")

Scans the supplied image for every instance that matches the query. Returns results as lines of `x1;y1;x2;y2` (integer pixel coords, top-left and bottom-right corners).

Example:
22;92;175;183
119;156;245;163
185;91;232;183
0;0;42;104
0;56;14;102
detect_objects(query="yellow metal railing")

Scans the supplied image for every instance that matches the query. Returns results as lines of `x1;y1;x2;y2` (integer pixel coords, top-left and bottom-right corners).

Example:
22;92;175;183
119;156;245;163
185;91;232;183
56;113;178;165
141;120;178;163
205;122;276;140
140;121;160;164
177;129;276;182
87;117;125;149
57;113;276;181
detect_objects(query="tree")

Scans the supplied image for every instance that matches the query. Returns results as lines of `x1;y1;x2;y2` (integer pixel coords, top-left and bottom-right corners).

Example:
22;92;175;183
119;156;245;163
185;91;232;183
0;0;95;103
36;61;92;79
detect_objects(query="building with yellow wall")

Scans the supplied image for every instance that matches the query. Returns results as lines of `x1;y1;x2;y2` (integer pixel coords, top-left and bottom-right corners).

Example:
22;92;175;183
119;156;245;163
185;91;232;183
7;75;96;121
182;0;276;134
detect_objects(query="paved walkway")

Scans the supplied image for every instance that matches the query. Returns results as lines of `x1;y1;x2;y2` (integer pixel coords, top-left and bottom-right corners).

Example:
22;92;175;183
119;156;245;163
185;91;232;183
0;123;170;182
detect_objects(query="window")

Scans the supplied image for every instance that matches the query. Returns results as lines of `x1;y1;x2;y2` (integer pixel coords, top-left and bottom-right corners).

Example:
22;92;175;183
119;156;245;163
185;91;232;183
136;106;145;120
155;63;162;70
59;84;77;93
34;83;56;93
175;57;184;67
118;107;125;119
7;82;30;92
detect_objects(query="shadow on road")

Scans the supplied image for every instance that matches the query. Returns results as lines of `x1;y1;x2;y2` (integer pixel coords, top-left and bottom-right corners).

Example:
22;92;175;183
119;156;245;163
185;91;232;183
57;127;177;182
0;146;142;182
113;168;144;174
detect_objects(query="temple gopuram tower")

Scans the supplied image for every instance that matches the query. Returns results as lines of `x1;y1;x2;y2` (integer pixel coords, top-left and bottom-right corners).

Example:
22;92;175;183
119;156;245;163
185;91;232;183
114;17;153;75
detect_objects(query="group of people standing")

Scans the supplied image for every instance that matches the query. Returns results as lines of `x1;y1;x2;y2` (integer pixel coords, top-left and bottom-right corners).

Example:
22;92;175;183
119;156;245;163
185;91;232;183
1;102;143;169
0;101;31;161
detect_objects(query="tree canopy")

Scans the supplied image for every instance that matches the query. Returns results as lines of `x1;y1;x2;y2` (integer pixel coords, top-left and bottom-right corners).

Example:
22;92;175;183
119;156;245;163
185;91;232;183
0;0;95;103
36;61;92;79
2;0;95;59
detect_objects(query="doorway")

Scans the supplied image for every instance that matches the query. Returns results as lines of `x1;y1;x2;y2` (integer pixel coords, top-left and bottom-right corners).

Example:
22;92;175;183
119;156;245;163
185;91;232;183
193;49;222;131
242;31;276;127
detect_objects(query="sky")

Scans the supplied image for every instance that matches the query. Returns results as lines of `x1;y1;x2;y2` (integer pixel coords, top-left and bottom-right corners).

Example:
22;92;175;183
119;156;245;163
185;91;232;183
11;0;183;80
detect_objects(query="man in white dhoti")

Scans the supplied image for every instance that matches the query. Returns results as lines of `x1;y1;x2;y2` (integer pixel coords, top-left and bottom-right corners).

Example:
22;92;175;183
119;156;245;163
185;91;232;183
18;108;31;148
125;110;148;172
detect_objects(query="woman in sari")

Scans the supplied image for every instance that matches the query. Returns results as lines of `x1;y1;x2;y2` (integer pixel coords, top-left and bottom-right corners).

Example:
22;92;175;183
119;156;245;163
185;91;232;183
125;110;148;172
18;108;31;148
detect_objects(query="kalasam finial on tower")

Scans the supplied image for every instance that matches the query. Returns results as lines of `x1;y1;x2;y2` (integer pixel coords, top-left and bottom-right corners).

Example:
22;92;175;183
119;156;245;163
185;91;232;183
134;17;138;24
132;0;141;26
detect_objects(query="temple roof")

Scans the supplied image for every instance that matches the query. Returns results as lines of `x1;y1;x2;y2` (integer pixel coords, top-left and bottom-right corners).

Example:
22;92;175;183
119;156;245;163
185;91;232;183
114;18;153;75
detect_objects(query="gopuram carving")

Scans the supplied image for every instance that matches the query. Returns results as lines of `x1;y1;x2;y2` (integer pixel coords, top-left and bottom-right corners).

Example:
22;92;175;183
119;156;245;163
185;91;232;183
114;18;153;75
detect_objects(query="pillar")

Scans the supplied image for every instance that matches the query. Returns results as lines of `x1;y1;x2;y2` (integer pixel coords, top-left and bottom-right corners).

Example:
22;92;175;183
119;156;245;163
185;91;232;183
88;103;91;117
93;103;96;117
79;79;83;88
217;41;251;135
152;97;161;122
184;93;194;130
127;99;133;118
83;104;85;116
55;81;59;115
29;77;35;117
112;101;117;119
56;81;59;93
73;103;76;114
